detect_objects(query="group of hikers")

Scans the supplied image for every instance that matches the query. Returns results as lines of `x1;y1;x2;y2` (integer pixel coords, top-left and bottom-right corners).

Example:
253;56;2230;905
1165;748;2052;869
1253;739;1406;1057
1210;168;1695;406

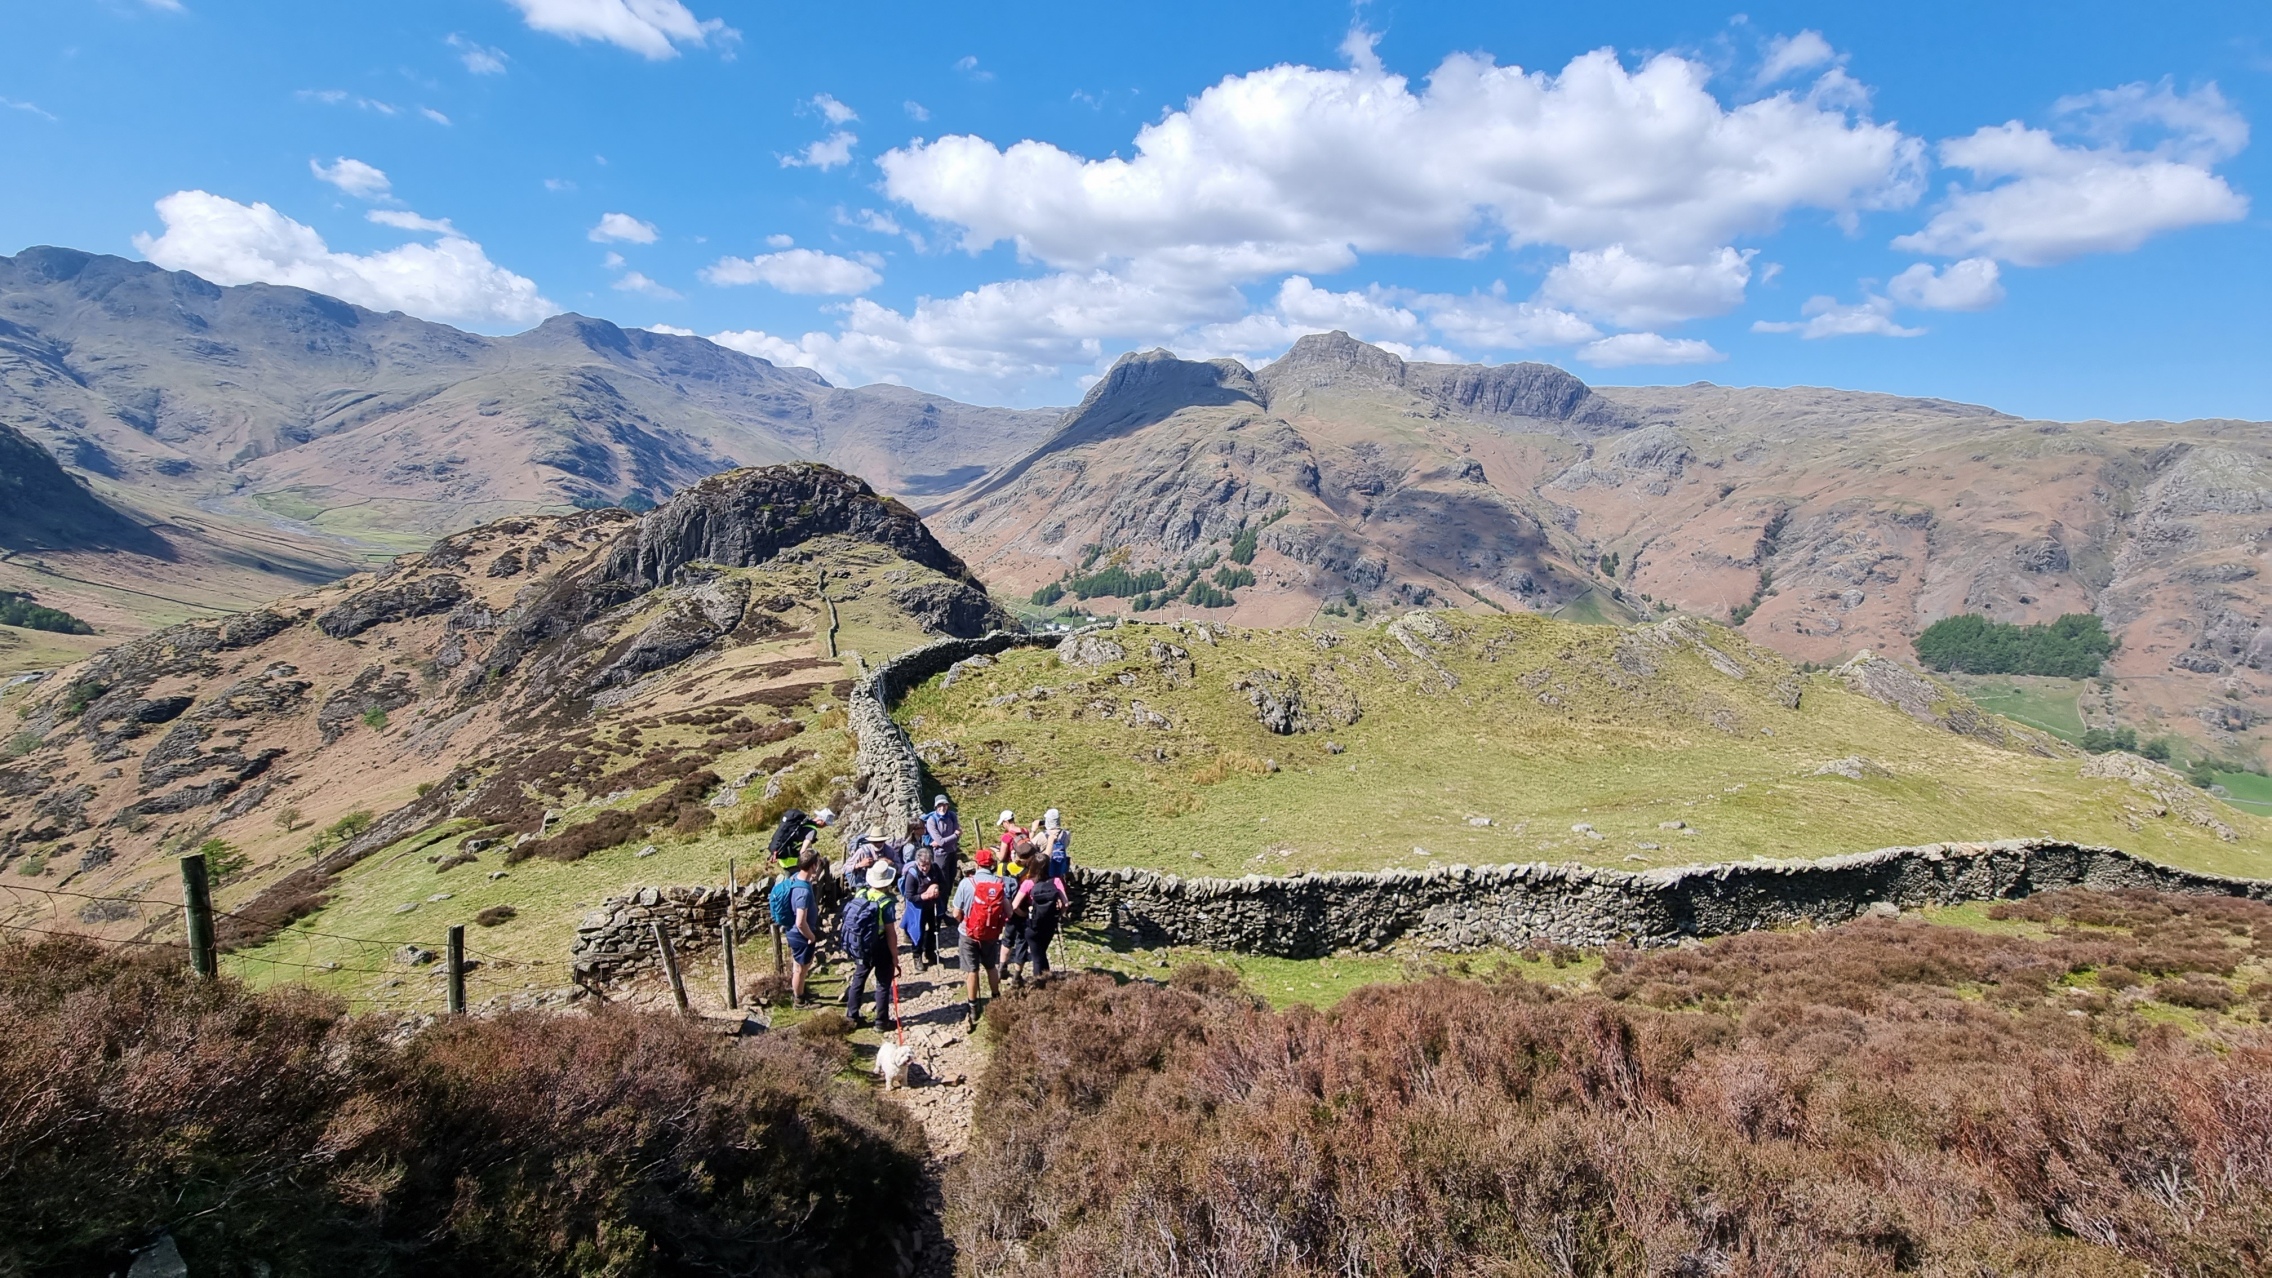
764;795;1073;1030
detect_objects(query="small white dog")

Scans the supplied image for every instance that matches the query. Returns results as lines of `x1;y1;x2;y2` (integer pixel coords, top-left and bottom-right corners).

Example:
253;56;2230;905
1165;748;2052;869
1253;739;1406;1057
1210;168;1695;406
876;1041;915;1090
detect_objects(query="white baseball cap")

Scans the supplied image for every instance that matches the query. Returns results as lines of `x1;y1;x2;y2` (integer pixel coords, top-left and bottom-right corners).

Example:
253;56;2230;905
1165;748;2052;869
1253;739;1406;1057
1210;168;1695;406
997;809;1015;825
814;807;835;825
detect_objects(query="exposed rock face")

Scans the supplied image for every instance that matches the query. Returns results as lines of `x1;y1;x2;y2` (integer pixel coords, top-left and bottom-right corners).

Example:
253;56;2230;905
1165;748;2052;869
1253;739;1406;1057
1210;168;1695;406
889;581;1002;638
599;464;981;592
316;575;470;639
1259;331;1633;432
1832;651;2057;754
1232;668;1310;734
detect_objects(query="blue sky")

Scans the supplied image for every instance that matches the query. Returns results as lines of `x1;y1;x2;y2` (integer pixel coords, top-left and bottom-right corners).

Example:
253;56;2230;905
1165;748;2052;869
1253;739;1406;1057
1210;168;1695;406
3;1;2267;420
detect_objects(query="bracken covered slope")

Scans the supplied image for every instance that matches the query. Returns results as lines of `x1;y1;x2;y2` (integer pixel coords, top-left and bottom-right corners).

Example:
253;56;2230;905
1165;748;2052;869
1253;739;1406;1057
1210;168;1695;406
0;464;1006;948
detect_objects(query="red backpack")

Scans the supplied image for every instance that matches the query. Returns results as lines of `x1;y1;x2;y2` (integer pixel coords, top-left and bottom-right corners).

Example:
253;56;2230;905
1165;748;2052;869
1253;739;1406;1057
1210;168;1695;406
963;875;1007;943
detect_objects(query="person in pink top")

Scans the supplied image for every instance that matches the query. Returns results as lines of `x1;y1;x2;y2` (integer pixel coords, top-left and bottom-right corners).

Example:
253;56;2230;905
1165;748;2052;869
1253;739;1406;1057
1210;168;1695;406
1006;853;1070;985
993;809;1027;859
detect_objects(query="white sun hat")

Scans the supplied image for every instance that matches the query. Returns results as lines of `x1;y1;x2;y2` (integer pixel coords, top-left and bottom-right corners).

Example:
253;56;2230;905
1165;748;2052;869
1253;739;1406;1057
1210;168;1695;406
1043;808;1061;828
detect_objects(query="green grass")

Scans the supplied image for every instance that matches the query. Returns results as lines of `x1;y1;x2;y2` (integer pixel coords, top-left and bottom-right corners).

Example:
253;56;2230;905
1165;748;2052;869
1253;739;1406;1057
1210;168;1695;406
895;614;2272;880
2210;770;2272;815
1953;676;2087;743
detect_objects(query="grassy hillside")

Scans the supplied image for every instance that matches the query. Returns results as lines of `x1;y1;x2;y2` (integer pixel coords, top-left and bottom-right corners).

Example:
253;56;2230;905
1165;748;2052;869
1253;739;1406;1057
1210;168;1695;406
895;612;2272;879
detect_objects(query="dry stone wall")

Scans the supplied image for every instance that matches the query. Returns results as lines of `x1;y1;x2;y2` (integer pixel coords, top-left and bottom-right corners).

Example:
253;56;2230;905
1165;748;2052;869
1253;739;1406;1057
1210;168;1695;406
570;882;767;986
1062;838;2272;958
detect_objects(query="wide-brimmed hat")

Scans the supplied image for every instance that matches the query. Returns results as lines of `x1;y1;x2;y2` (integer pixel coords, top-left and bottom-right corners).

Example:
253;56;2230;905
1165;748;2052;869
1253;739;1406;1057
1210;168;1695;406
866;861;898;889
934;794;951;808
864;825;887;842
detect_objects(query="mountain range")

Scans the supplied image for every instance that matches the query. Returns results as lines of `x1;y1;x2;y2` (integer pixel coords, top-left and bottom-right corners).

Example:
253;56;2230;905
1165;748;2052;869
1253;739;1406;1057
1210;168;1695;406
1;247;2268;760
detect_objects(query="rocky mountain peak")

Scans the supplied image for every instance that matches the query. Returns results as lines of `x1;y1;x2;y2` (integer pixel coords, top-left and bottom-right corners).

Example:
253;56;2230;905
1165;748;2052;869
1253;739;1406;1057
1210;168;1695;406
1261;330;1411;392
598;463;978;591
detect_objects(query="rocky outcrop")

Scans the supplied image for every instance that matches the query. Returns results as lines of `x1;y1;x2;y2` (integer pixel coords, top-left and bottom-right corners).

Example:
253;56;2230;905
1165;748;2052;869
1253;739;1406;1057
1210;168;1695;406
889;580;1006;637
1258;331;1632;433
597;464;980;591
1833;651;2059;754
316;575;469;639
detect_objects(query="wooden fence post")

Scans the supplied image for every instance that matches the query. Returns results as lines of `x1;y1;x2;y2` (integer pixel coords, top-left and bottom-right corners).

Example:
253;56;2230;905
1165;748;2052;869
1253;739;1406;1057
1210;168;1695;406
179;853;216;978
723;858;741;1009
651;921;690;1012
446;925;466;1014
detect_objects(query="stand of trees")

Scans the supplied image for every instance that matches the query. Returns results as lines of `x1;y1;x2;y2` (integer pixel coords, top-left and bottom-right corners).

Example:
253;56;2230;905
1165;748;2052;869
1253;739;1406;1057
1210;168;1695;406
1914;612;2114;678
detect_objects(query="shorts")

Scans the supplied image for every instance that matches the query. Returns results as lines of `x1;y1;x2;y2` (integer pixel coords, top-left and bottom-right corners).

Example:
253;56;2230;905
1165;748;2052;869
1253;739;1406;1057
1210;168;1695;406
957;932;1000;972
787;931;815;966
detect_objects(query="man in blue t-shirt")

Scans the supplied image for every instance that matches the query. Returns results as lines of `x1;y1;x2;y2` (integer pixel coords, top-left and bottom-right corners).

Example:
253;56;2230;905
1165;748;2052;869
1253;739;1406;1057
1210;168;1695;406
777;854;821;1005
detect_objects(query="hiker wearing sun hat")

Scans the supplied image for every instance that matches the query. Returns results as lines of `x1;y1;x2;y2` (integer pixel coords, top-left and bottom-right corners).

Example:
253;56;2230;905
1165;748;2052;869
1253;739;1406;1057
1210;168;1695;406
994;809;1028;860
841;858;901;1028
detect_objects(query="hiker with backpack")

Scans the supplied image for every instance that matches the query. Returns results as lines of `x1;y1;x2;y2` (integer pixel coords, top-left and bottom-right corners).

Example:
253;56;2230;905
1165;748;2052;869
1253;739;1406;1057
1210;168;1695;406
1007;851;1071;985
769;806;834;873
999;839;1034;979
841;861;901;1029
767;853;823;1005
993;810;1027;860
923;795;961;865
947;846;1009;1026
1038;808;1072;878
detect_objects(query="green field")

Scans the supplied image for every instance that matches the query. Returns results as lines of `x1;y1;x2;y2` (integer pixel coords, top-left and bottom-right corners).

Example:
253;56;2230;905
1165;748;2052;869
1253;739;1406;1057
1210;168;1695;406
1952;676;2087;743
895;614;2272;880
2211;770;2272;815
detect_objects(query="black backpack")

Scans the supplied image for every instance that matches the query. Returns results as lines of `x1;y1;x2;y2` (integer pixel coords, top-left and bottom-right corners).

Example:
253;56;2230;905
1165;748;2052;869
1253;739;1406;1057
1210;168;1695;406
768;809;811;860
1025;878;1062;927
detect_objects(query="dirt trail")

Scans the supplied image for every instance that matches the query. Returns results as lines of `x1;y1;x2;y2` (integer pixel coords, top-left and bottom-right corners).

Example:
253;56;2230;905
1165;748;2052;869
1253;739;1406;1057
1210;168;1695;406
612;940;988;1277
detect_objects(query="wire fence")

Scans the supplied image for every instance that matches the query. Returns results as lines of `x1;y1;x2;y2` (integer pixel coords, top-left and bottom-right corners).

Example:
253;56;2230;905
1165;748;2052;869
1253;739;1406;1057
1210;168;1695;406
0;877;573;1016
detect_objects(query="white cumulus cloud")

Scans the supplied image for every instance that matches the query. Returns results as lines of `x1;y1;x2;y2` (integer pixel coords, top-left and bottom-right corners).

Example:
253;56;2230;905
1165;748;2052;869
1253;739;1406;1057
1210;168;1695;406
1757;30;1841;85
613;271;682;299
589;212;658;243
1887;257;2004;310
310;156;390;199
503;0;732;60
1753;293;1924;339
133;190;555;329
1894;82;2248;266
1577;333;1726;366
810;93;858;124
1541;246;1756;327
367;209;455;233
782;132;857;171
880;43;1921;284
700;248;882;295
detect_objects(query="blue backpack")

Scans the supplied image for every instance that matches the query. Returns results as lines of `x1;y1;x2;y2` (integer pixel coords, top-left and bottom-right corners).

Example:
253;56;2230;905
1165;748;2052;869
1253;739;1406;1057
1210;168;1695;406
769;877;801;930
841;889;887;957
